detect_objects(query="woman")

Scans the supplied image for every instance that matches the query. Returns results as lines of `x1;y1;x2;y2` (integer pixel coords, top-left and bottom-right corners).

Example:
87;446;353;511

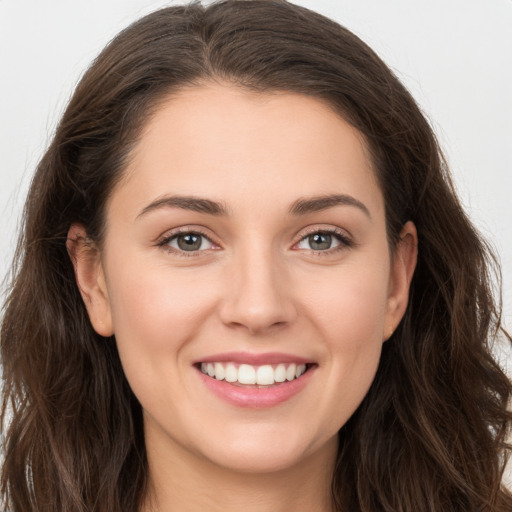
1;1;511;511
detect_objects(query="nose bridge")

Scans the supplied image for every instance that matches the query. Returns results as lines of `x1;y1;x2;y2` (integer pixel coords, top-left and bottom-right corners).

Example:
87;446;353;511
219;237;296;334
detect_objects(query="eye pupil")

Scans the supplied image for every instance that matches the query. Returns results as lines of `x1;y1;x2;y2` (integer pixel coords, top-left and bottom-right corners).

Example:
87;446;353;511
177;233;202;251
309;233;331;250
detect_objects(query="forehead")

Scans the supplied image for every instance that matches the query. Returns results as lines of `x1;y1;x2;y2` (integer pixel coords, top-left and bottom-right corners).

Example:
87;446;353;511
112;82;384;221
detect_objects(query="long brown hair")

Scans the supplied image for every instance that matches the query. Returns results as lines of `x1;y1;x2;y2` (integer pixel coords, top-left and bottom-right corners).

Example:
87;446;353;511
2;1;511;510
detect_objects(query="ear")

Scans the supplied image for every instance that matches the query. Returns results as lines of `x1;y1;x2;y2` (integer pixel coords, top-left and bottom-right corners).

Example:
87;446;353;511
384;221;418;340
66;224;114;337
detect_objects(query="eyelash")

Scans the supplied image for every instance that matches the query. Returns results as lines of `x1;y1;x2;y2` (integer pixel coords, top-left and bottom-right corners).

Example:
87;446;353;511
157;227;218;258
294;227;353;255
156;227;353;257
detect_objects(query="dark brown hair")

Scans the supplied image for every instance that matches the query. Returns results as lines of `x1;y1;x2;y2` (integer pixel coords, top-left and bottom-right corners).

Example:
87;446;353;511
2;1;511;510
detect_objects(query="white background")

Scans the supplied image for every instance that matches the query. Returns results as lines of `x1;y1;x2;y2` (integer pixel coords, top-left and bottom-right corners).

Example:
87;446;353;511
1;0;511;480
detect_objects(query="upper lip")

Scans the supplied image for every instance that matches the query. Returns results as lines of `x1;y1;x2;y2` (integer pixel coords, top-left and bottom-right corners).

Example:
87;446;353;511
193;351;313;366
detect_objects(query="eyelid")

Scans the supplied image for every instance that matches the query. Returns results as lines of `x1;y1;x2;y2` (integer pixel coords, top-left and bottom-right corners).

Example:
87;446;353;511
292;225;354;252
155;224;353;256
156;226;221;255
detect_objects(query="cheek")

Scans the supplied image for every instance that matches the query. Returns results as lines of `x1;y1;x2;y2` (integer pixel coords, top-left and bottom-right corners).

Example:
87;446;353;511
103;258;223;424
104;259;218;364
303;261;390;346
298;260;390;423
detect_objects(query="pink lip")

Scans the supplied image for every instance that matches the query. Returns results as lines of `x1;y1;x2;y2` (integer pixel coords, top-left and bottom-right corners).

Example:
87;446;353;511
195;364;316;409
193;351;312;366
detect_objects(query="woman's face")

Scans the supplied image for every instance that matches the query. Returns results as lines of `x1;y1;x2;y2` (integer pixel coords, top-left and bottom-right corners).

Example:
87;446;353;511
72;83;416;474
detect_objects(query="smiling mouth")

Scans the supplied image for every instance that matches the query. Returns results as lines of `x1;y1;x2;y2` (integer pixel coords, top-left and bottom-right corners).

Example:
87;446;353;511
197;362;314;387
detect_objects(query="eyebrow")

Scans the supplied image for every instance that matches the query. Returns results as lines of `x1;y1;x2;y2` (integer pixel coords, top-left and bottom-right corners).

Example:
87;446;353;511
289;194;371;219
136;193;371;219
137;195;229;218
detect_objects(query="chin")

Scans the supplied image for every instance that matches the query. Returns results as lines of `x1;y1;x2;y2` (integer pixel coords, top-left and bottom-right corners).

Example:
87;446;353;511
206;446;309;475
194;426;334;475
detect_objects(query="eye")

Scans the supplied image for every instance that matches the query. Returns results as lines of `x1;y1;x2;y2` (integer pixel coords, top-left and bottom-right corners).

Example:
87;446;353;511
164;232;216;252
295;230;351;252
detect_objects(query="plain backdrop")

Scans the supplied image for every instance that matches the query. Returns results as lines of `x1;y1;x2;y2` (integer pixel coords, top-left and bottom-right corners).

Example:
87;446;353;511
1;0;512;480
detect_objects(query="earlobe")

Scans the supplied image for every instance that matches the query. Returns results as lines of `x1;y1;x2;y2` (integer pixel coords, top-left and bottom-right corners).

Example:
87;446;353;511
66;224;114;337
384;221;418;340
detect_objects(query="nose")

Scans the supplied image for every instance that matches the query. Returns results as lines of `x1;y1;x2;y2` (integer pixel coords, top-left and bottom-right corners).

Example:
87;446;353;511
218;246;298;335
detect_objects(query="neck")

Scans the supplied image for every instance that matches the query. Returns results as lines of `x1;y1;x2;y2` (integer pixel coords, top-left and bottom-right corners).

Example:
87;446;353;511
141;427;337;512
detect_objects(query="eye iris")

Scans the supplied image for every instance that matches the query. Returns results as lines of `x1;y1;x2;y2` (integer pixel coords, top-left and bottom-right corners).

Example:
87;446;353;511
177;233;202;251
309;233;332;250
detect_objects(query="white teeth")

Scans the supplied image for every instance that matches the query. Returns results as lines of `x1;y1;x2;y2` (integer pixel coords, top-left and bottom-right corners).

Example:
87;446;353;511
256;365;274;385
225;363;238;383
199;361;309;385
214;362;225;381
274;364;286;383
286;363;297;381
238;364;256;384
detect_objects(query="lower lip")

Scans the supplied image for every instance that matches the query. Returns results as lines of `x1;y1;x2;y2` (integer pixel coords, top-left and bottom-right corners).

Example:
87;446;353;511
196;366;316;408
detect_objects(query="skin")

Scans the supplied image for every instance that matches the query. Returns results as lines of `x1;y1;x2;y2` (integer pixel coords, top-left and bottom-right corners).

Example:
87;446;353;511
68;83;417;512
